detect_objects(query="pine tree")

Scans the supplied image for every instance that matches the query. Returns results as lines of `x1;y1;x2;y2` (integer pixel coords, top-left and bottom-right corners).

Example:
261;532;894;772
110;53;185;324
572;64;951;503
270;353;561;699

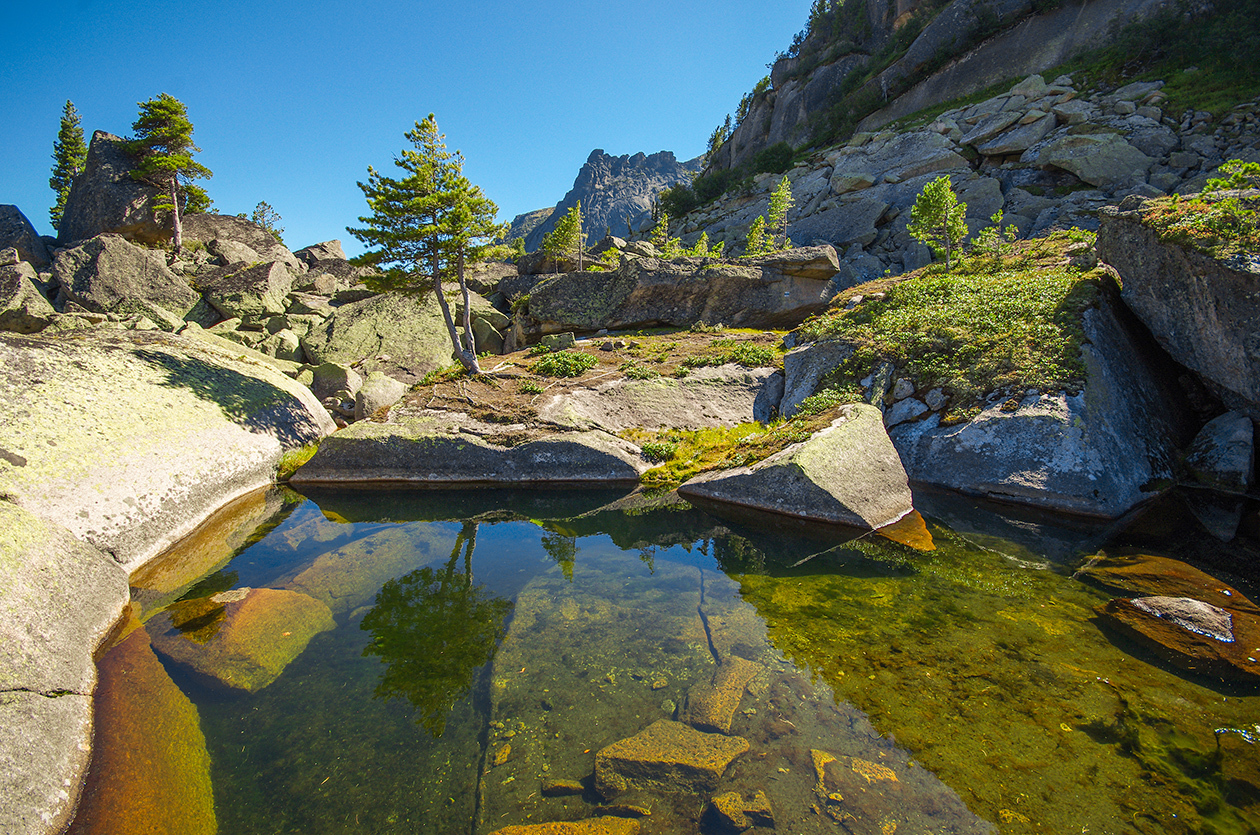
347;115;505;374
251;201;284;244
907;175;968;270
49;100;87;231
744;215;768;257
127;93;212;254
767;176;794;251
542;201;583;271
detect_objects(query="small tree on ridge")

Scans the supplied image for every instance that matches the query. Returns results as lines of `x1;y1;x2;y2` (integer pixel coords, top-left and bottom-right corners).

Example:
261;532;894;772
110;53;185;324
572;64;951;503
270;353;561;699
907;175;967;270
127;93;212;254
49;100;87;231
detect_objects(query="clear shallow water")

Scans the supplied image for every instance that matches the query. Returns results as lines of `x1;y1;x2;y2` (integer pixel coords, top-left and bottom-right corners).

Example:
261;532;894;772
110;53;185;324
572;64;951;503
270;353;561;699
74;486;1260;834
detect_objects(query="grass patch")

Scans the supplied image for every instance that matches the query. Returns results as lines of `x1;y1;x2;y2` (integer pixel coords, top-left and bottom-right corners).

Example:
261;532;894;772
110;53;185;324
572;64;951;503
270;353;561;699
277;443;319;481
620;361;660;380
531;350;599;378
518;380;544;394
796;233;1102;415
419;363;467;386
1142;192;1260;259
680;340;781;370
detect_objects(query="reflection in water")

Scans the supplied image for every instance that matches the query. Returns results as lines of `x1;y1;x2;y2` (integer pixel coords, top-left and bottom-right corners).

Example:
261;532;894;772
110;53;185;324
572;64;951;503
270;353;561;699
360;522;513;737
539;531;577;581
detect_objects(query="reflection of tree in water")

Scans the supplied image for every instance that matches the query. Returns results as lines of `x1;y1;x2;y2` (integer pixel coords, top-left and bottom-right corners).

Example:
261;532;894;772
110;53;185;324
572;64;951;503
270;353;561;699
713;535;766;573
360;522;513;737
540;532;577;581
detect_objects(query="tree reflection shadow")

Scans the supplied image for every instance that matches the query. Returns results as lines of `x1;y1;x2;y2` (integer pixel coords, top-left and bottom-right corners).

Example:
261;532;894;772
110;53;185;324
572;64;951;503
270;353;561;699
359;522;513;737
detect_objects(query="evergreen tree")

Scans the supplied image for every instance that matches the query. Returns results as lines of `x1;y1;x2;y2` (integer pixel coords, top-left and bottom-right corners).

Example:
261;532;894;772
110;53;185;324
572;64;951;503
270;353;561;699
542;201;584;270
127;93;212;254
347;115;505;374
907;175;968;270
251;200;284;243
767;176;794;251
744;215;768;257
48;100;87;231
650;211;670;251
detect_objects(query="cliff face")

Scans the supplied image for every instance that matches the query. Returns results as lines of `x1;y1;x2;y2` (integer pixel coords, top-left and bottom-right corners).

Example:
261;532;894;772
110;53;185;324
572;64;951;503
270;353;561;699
521;149;702;250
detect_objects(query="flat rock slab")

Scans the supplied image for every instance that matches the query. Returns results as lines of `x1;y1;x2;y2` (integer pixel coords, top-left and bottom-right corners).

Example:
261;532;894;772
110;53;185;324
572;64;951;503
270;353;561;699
292;410;647;486
487;819;640;835
683;657;761;734
540;365;779;432
0;330;333;572
0;690;93;835
1096;596;1260;682
149;587;335;692
65;626;215;835
679;403;913;529
595;720;749;799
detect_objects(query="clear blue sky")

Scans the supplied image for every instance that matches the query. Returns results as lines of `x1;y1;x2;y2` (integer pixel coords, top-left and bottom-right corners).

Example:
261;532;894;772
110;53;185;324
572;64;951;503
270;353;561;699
2;0;814;257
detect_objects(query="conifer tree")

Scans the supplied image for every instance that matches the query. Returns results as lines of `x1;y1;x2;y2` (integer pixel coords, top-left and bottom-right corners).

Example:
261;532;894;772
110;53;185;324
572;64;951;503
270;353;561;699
744;215;768;257
542;201;584;270
767;176;794;251
127;93;212;254
907;175;968;270
348;115;505;374
49;100;87;231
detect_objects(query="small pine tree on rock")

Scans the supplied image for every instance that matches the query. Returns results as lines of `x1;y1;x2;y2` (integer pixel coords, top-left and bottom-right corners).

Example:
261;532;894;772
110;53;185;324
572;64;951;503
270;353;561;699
49;100;87;231
542;202;584;270
767;176;794;251
127;93;212;255
907;175;968;271
744;215;768;257
251;201;284;244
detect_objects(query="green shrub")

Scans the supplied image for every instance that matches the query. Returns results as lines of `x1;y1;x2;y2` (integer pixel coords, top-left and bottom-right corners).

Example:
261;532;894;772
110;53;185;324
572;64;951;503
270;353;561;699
797;387;861;415
640;441;679;462
519;380;544;394
682;342;779;369
532;350;598;377
528;343;553;356
620;361;660;380
752;142;794;175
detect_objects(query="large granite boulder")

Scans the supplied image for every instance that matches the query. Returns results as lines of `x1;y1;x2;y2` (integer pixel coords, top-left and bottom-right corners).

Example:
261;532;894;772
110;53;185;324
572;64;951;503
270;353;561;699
0;503;128;835
291;410;648;486
1098;200;1260;419
1184;411;1254;493
524;249;837;334
887;293;1193;518
57;131;167;246
180;213;304;274
52;234;198;321
198;260;295;323
0;206;51;269
679;403;914;529
354;370;408;420
0;262;56;334
293;239;347;265
0;329;334;572
827;131;970;189
1028;133;1154;189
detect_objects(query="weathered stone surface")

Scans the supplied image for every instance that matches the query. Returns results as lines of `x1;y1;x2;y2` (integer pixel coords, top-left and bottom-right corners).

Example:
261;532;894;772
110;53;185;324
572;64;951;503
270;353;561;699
0;690;93;835
540;366;780;432
52;234;198;318
960;111;1023;146
1078;552;1260;616
975;113;1057;155
181;213;303;273
199;260;294;322
354;370;408;421
829;131;970;186
487;819;640;835
149;587;335;692
1097;596;1260;681
0;206;51;268
1185;412;1254;493
683;657;761;734
293;240;347;265
705;792;751;831
0;330;333;572
740;245;841;280
753;370;785;423
594;720;749;799
291;411;647;486
781;338;854;417
0;262;56;334
1098;202;1260;419
57;132;168;246
302;290;494;385
65;627;215;835
310;361;364;401
465;260;519;295
256;327;303;362
206;237;261;265
679;404;914;529
1029;133;1154;189
890;294;1191;518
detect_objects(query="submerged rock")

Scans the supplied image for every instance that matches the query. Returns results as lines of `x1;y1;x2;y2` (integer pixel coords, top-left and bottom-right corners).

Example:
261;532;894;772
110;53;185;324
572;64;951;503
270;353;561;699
594;720;750;799
679;403;913;529
487;819;640;835
1078;552;1260;616
1096;596;1260;681
683;657;761;734
149;587;335;692
1184;411;1255;493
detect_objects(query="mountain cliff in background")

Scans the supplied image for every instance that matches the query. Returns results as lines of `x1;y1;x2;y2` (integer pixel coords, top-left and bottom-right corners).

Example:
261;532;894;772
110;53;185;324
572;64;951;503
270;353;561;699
516;149;702;250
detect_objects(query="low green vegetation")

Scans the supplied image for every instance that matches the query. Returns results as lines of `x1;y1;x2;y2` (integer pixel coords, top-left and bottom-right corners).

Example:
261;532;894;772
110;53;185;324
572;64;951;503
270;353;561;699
797;231;1103;419
518;380;544;394
1142;160;1260;259
277;443;319;481
680;340;780;370
531;350;598;377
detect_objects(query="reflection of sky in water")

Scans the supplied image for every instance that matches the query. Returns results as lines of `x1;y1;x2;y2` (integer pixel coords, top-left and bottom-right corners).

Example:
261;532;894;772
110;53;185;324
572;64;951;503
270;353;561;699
99;487;1260;835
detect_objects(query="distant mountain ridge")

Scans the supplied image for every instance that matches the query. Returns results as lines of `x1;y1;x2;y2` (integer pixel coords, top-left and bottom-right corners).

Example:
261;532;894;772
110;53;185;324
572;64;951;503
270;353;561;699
514;149;702;250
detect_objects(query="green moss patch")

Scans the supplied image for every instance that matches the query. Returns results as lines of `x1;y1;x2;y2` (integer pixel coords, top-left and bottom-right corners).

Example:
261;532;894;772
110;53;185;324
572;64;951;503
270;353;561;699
1141;193;1260;260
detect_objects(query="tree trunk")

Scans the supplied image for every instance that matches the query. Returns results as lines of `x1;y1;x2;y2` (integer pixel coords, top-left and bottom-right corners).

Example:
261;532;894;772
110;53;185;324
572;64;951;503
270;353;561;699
169;176;183;255
432;259;482;375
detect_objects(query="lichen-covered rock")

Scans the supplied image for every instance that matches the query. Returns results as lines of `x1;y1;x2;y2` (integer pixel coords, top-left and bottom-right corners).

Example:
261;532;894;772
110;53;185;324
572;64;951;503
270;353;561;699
57;132;168;246
0;330;333;571
1029;133;1154;189
149;587;335;692
181;213;303;274
594;720;749;799
0;262;56;334
52;234;199;320
354;371;407;421
0;205;51;268
65;627;216;835
199;260;295;323
0;690;93;835
679;404;913;529
683;657;761;734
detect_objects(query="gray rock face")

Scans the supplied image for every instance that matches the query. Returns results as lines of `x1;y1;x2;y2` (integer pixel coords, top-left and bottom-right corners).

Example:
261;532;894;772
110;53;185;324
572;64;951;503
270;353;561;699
679;403;914;529
0;263;56;334
1184;412;1255;493
293;240;347;265
1029;133;1154;189
1098;200;1260;418
781;338;854;417
52;234;198;319
0;206;51;269
523;149;703;250
199;260;295;323
888;293;1192;517
354;371;407;421
290;411;648;486
310;362;363;401
0;690;93;835
524;248;838;335
181;213;304;274
0;329;334;572
57;131;168;246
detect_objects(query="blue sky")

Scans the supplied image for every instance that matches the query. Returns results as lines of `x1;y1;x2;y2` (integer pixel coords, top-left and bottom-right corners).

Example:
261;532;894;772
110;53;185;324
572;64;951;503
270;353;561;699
2;0;814;256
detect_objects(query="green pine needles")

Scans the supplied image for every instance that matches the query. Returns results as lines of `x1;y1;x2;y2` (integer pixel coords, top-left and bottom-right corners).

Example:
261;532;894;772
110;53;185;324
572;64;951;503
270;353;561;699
127;93;212;254
744;176;794;257
348;114;506;374
907;175;968;270
49;100;86;231
542;201;584;269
